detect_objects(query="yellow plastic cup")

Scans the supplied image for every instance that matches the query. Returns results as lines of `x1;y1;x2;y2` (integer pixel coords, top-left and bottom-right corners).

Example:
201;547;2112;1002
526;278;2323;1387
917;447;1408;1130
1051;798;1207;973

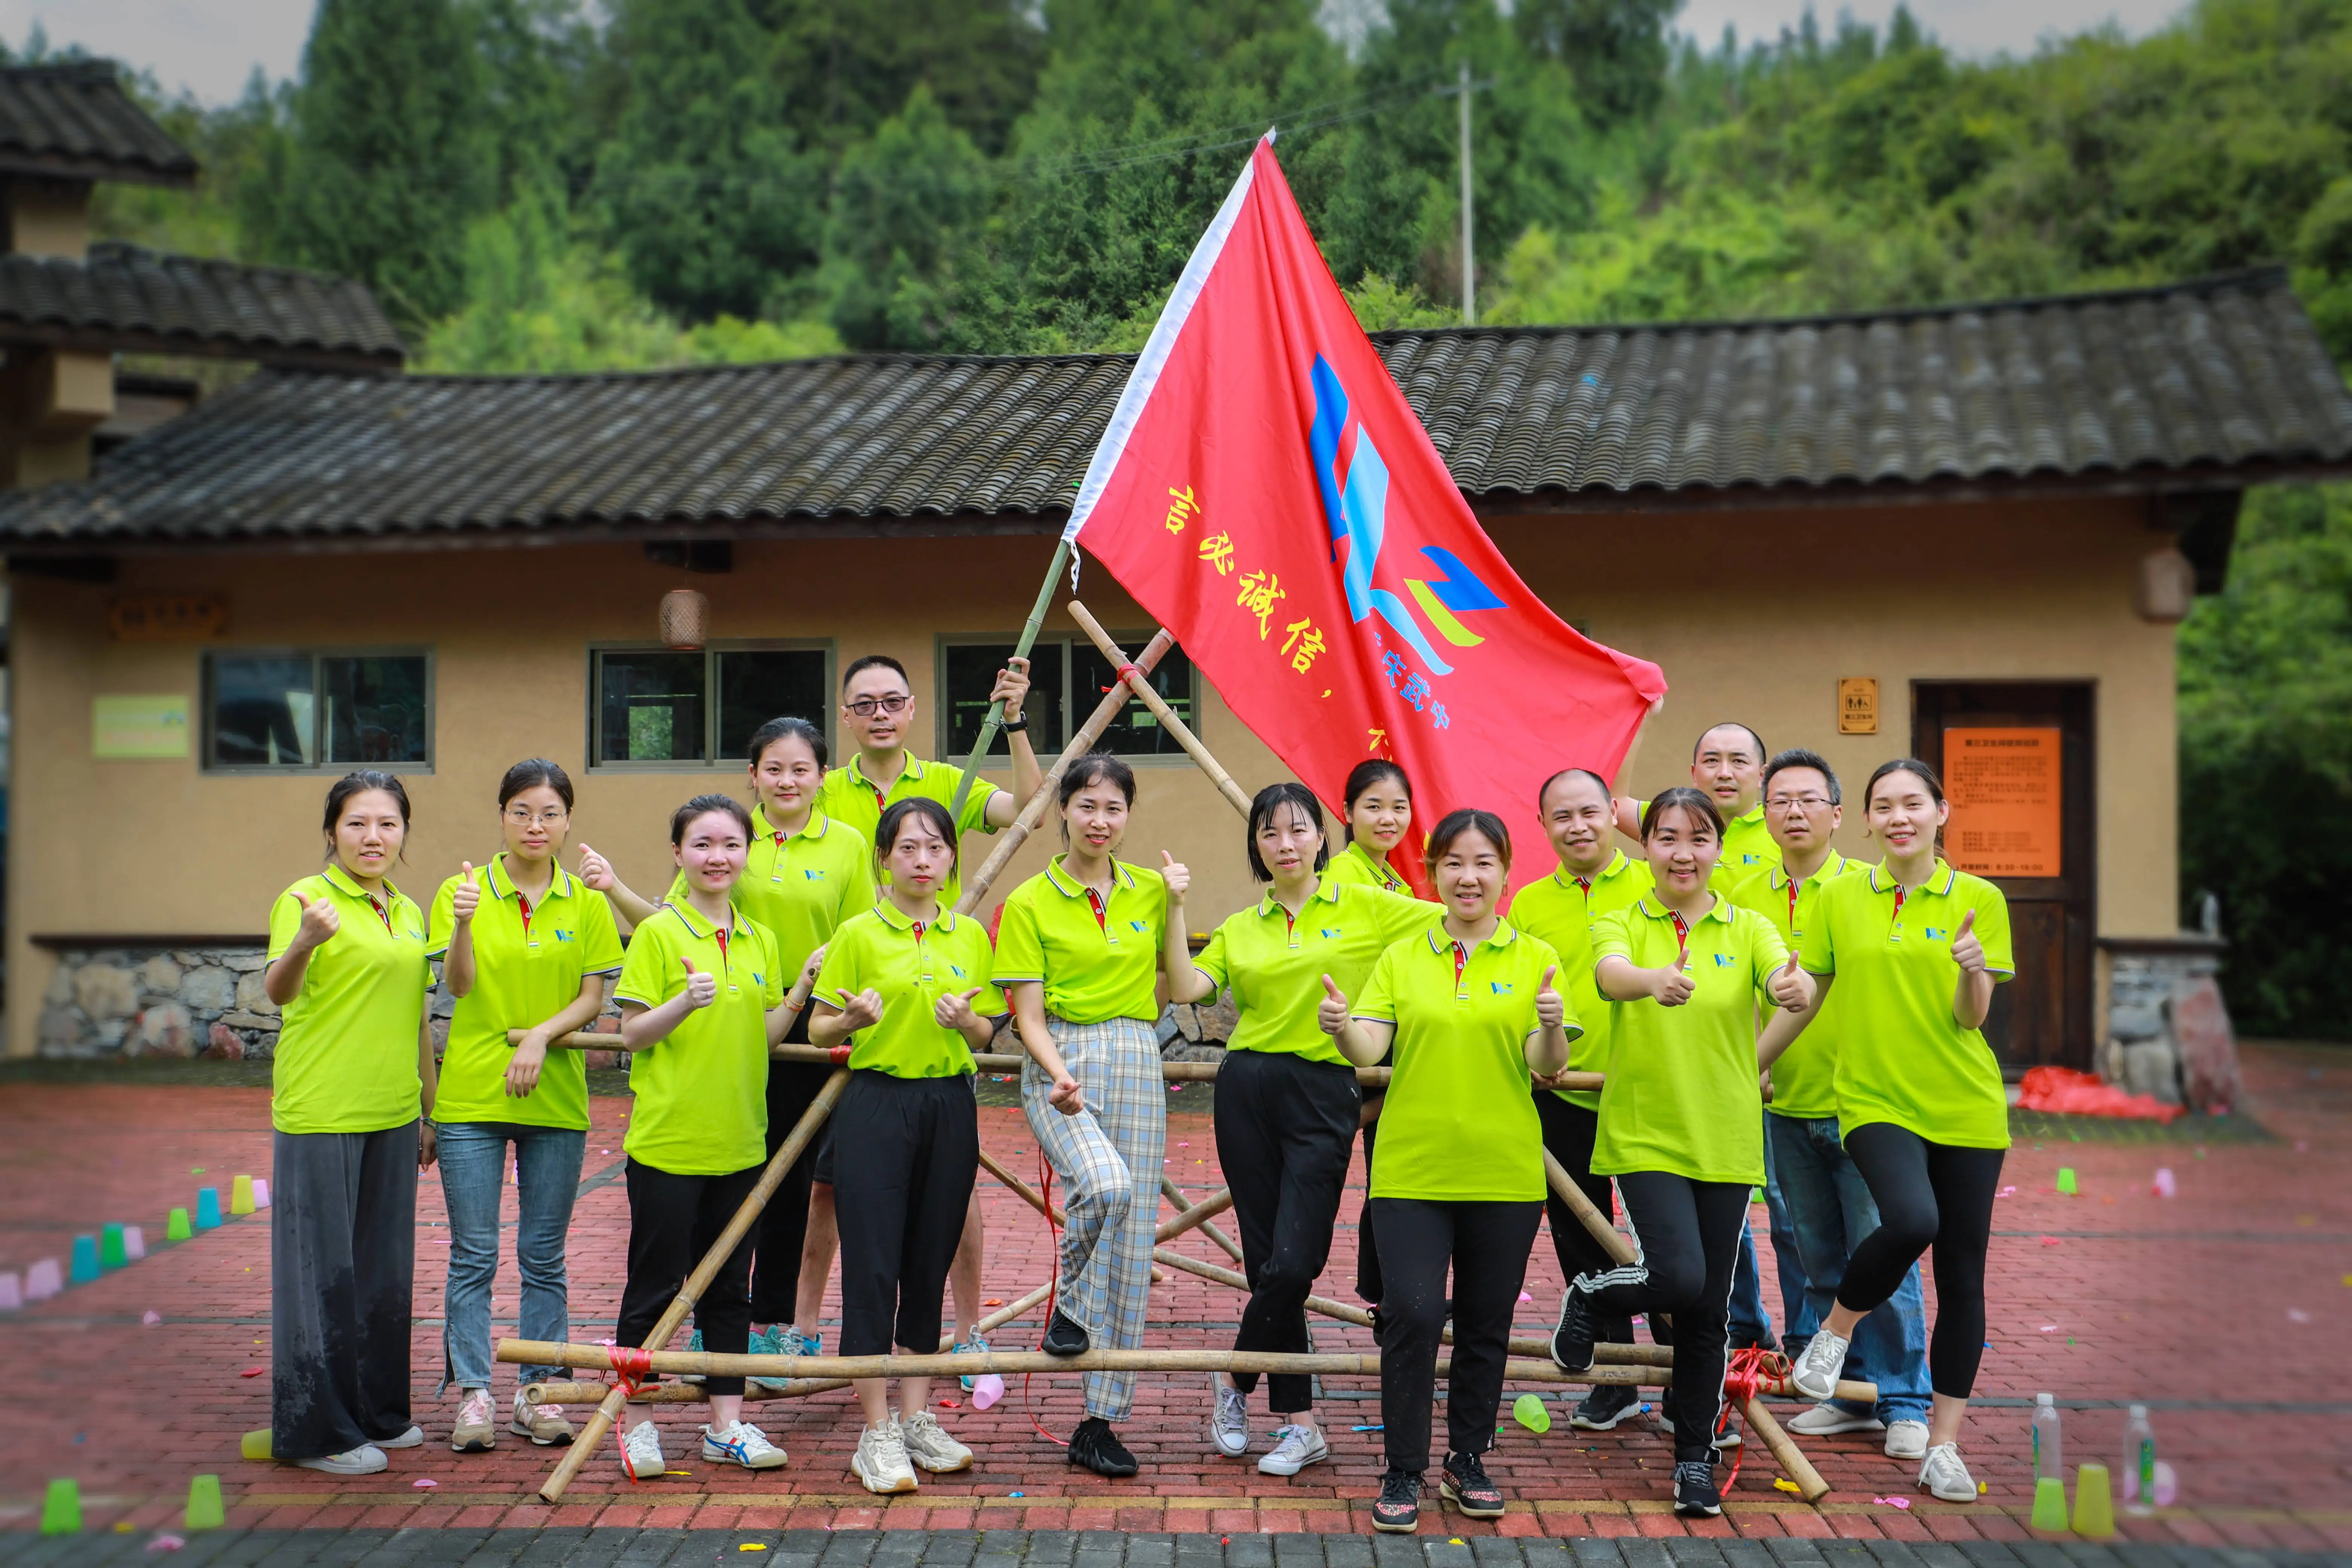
240;1429;273;1462
2073;1462;2117;1537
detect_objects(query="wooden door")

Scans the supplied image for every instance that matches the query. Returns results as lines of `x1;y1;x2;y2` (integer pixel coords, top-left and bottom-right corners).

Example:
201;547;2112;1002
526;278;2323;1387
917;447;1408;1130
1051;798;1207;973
1912;683;2096;1073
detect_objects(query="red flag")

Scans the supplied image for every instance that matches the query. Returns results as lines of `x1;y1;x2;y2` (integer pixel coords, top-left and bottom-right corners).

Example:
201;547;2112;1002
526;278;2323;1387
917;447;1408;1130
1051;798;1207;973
1064;135;1666;895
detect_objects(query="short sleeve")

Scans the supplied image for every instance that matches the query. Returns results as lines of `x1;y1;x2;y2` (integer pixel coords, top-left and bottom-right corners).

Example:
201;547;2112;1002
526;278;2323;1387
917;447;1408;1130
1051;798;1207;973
758;925;787;1006
951;770;998;835
1799;888;1838;976
1354;946;1400;1024
1589;908;1635;968
993;889;1046;982
1746;911;1790;1004
425;875;459;959
1373;887;1445;944
1971;880;2016;978
813;922;863;1004
614;921;674;1009
579;892;626;977
839;833;879;922
1194;923;1232;992
266;886;308;962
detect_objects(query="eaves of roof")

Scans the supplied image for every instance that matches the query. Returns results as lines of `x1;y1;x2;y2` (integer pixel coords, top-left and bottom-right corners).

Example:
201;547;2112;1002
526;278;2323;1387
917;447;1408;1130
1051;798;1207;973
0;61;198;187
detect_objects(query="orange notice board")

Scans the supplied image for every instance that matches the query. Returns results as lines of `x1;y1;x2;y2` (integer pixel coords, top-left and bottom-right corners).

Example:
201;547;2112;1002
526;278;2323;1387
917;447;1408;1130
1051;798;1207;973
1943;727;2061;877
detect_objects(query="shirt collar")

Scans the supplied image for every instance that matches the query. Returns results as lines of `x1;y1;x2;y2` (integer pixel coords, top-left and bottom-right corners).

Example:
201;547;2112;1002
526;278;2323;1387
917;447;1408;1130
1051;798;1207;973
874;899;957;934
1423;919;1520;955
1553;848;1634;888
1769;849;1848;892
850;751;922;796
1045;855;1137;899
665;899;747;942
1732;802;1766;828
1257;873;1343;917
1866;859;1957;896
1635;893;1733;925
753;804;832;844
321;862;404;906
487;853;575;903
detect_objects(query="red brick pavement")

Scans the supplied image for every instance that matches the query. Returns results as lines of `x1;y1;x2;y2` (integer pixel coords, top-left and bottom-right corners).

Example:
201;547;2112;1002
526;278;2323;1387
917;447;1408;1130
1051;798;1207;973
2;1043;2347;1548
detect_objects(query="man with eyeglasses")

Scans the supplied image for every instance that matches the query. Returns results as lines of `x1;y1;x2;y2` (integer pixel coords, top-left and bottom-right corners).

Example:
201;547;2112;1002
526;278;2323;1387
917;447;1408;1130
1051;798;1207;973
1729;748;1933;1461
1613;722;1779;888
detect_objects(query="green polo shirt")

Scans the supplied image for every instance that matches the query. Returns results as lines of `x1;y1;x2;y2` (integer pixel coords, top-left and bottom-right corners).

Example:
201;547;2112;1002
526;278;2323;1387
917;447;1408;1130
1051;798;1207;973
1325;841;1411;895
427;856;625;1130
1504;850;1655;1109
614;901;784;1175
665;807;876;978
1800;861;2015;1150
1589;894;1786;1185
994;856;1167;1024
1630;798;1778;888
267;865;430;1136
815;752;997;904
1729;850;1866;1122
1194;876;1441;1066
814;902;1001;1078
1355;922;1574;1202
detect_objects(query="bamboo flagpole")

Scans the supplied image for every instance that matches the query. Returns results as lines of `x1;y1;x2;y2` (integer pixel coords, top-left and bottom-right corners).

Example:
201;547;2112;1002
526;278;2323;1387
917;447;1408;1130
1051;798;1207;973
948;538;1072;824
1066;601;1251;817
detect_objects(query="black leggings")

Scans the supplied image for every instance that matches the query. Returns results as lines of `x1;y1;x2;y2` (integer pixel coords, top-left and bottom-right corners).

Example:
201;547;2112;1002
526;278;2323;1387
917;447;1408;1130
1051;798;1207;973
1370;1197;1542;1475
618;1159;762;1397
1534;1093;1670;1350
1570;1171;1747;1461
749;1011;824;1323
831;1070;979;1358
1841;1123;2004;1399
1213;1049;1360;1414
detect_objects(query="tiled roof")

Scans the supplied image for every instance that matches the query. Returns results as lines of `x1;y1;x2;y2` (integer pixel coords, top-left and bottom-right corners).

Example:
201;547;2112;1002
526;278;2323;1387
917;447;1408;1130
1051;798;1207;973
5;267;2348;548
0;242;405;370
0;60;197;185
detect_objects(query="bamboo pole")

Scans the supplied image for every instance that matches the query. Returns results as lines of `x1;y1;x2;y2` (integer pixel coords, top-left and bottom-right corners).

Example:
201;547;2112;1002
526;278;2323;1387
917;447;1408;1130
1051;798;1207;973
953;629;1176;916
1743;1396;1829;1502
1066;602;1252;818
1543;1147;1635;1266
1162;1176;1244;1263
1152;1185;1233;1243
949;539;1072;823
979;1147;1066;1226
532;1068;848;1505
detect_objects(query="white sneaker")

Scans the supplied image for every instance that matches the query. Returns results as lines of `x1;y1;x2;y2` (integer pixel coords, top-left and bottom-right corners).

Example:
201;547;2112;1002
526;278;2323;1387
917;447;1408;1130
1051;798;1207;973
294;1444;386;1476
1919;1441;1977;1502
619;1419;665;1482
851;1419;918;1494
372;1424;424;1449
1209;1381;1250;1458
1787;1402;1884;1437
1788;1329;1849;1400
899;1410;973;1473
1885;1419;1929;1461
703;1419;788;1470
1257;1423;1329;1475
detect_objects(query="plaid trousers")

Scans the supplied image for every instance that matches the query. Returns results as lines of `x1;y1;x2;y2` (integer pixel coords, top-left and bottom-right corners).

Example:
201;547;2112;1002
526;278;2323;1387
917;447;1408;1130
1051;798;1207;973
1020;1014;1167;1421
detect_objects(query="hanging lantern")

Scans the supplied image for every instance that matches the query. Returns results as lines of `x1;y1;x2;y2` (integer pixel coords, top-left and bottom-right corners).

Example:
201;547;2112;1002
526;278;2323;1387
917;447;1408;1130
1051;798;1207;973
660;587;709;650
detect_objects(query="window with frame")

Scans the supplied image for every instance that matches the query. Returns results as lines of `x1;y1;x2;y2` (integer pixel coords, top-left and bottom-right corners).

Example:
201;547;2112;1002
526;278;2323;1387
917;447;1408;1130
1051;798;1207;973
936;636;1197;761
204;650;432;771
592;644;832;766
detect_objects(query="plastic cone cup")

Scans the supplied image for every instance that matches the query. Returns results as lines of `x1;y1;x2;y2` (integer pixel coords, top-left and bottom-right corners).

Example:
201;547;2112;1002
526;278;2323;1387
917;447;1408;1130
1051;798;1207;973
2073;1463;2117;1537
0;1271;19;1311
101;1223;128;1269
2030;1476;2069;1530
70;1234;100;1283
1512;1393;1551;1432
252;1179;271;1209
185;1475;225;1531
40;1478;82;1534
231;1176;254;1216
123;1226;146;1260
2055;1167;2078;1195
195;1188;223;1230
26;1258;62;1299
166;1208;193;1242
239;1429;274;1462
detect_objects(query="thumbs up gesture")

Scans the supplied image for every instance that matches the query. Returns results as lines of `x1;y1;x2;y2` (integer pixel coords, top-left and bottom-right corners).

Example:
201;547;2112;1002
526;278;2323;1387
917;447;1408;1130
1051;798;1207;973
1161;850;1191;905
680;956;719;1011
1769;950;1812;1011
934;984;986;1031
291;891;341;952
1950;908;1985;975
1535;964;1565;1030
1655;945;1696;1008
575;842;616;892
451;862;480;923
832;986;885;1034
1318;973;1350;1036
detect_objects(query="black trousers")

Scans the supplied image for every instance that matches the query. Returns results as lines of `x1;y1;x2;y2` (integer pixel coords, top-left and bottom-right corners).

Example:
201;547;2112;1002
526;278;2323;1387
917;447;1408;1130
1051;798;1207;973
271;1122;418;1459
832;1070;978;1358
1213;1049;1360;1413
748;1010;824;1323
1370;1197;1542;1475
618;1159;763;1396
1841;1123;2004;1398
1354;1103;1383;1301
1571;1171;1747;1461
1533;1093;1671;1350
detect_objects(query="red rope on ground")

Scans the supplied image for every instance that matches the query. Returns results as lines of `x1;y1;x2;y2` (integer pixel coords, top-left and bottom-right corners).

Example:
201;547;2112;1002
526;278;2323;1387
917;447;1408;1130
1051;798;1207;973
1713;1346;1782;1491
607;1345;658;1485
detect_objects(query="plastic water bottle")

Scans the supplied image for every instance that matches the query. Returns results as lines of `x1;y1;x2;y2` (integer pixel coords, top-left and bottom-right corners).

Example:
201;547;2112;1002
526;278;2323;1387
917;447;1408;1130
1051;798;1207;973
2031;1392;2063;1482
2121;1404;2156;1514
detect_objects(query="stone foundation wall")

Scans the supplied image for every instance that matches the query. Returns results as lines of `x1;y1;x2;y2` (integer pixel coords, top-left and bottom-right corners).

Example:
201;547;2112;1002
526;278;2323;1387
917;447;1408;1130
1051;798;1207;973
2099;942;2242;1113
40;945;280;1058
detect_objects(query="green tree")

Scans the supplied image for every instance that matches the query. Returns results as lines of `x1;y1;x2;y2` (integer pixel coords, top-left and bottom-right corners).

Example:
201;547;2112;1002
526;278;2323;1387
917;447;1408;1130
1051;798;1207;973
272;0;495;329
765;0;1045;156
820;86;1001;350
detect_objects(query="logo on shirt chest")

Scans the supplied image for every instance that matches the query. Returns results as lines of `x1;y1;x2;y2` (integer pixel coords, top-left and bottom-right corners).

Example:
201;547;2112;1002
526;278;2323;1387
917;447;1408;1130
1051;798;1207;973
1128;920;1148;934
1487;980;1516;995
805;869;827;881
1923;927;1948;942
1713;953;1735;968
1318;927;1343;940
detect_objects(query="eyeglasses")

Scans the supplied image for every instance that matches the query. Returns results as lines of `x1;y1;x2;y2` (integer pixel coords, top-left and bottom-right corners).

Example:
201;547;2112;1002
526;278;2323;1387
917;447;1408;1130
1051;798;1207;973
1765;795;1833;812
504;807;569;827
846;694;912;717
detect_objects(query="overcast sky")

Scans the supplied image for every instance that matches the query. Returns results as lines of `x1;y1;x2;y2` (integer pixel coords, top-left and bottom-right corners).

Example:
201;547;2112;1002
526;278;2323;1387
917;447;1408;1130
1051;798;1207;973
12;0;2187;108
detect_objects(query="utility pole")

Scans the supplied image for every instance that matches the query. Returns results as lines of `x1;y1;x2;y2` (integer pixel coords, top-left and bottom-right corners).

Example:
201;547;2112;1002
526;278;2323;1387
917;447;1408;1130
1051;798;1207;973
1458;58;1475;326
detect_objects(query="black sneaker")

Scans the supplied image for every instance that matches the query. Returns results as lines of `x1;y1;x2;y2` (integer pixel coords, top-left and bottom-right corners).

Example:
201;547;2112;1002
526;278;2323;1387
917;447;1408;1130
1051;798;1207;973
1042;1310;1089;1357
1066;1416;1138;1478
1550;1289;1599;1372
1440;1450;1505;1519
1673;1459;1723;1517
1372;1467;1420;1533
1570;1382;1642;1430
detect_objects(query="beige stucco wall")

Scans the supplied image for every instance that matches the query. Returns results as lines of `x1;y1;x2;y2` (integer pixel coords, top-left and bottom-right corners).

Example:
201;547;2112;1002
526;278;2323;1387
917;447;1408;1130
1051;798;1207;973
3;494;2180;1055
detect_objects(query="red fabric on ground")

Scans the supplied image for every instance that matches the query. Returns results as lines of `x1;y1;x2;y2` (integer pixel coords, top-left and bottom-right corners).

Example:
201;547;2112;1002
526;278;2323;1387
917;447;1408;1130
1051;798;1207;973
2016;1066;2184;1122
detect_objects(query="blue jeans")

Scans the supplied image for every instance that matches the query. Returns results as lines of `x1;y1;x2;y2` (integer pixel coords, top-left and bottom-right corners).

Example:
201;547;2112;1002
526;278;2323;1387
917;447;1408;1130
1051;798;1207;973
437;1122;585;1391
1727;1221;1773;1347
1761;1116;1819;1346
1766;1112;1932;1424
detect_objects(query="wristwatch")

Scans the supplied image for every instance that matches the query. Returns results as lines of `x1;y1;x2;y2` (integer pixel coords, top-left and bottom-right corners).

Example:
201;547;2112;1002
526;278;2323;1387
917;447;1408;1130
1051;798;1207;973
1002;715;1028;733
